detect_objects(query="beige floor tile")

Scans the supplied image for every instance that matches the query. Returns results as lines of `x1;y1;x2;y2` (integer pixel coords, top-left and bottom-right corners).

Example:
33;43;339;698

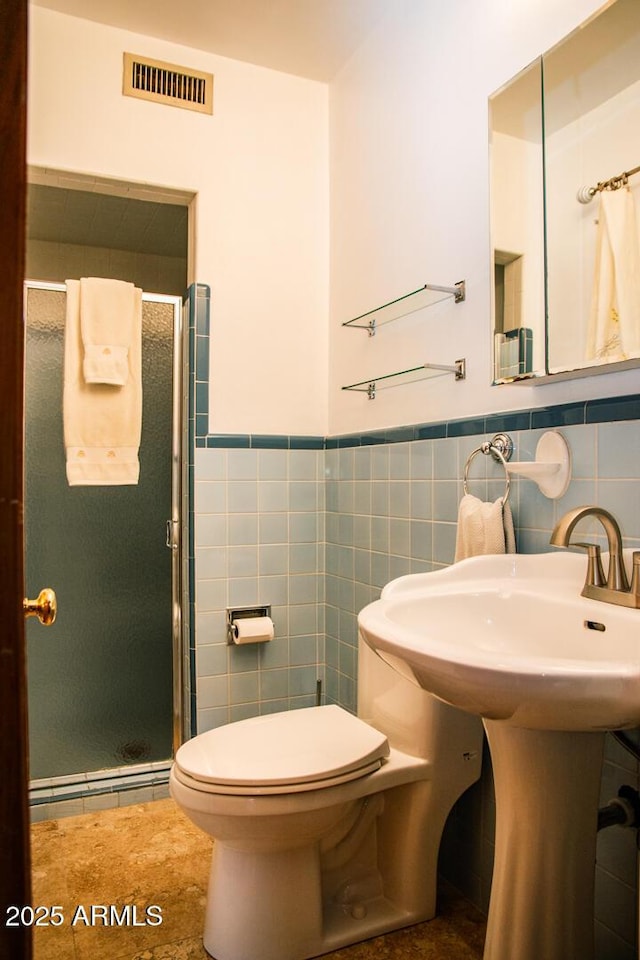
129;937;211;959
54;800;212;904
32;924;77;960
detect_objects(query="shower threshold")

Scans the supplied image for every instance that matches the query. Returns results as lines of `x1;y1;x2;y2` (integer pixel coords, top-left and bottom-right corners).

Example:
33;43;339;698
29;759;172;820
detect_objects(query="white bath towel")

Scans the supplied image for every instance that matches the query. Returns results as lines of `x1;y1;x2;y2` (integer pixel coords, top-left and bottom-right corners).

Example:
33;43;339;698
454;494;516;563
64;280;142;486
79;277;141;385
586;187;640;363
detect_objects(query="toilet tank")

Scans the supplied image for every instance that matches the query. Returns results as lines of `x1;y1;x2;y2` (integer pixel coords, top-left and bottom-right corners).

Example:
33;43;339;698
357;633;483;763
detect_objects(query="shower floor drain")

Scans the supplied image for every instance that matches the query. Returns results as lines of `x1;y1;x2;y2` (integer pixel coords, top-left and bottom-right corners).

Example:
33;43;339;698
116;739;152;763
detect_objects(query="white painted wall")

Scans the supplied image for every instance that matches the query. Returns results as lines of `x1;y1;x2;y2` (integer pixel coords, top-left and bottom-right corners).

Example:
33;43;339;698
27;6;329;436
28;1;640;441
329;0;640;436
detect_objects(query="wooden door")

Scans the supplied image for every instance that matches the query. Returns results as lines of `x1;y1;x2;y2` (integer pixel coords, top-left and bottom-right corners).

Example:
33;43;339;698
0;1;31;958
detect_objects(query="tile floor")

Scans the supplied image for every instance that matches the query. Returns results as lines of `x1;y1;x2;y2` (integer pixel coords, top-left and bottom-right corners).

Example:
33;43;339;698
30;798;486;960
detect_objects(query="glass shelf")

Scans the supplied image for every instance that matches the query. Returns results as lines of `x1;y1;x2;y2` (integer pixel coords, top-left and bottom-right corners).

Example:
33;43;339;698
342;359;466;400
342;281;465;336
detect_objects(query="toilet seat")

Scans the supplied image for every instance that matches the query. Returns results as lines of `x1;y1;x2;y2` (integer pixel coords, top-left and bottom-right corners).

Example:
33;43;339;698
174;705;389;796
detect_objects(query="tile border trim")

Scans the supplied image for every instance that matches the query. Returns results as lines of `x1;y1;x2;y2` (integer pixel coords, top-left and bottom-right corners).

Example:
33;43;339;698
30;762;172;806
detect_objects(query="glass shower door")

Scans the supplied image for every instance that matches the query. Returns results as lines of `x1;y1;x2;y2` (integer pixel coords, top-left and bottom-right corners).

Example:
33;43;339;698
24;283;179;780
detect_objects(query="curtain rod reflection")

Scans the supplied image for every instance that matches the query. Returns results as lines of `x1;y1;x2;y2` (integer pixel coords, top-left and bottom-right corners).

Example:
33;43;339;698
577;163;640;204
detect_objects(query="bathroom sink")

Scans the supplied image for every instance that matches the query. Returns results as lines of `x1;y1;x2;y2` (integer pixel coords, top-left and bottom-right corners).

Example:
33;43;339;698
358;552;640;731
359;550;640;960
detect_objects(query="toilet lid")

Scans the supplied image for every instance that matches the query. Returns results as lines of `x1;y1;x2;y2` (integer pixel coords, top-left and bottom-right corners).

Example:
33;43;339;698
175;705;389;790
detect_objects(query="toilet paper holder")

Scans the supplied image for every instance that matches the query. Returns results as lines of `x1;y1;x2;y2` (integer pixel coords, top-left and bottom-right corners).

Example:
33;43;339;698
226;605;272;644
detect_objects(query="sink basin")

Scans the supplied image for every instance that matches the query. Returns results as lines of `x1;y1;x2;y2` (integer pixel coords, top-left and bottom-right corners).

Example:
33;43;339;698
358;551;640;731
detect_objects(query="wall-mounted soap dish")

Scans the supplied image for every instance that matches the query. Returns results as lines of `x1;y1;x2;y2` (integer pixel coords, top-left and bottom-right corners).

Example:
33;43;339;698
505;430;571;499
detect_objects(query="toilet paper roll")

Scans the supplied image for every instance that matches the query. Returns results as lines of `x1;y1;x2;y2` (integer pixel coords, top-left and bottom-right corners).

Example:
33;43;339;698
232;616;274;645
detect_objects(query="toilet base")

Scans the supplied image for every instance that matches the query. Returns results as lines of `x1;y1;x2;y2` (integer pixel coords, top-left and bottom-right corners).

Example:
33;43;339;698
203;838;429;960
204;843;323;960
200;779;457;960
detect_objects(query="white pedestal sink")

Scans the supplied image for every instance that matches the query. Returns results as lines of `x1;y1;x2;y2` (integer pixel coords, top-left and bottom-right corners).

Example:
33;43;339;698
358;552;640;960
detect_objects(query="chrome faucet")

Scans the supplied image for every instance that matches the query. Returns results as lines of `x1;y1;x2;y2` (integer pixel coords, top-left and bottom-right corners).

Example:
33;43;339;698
550;506;640;608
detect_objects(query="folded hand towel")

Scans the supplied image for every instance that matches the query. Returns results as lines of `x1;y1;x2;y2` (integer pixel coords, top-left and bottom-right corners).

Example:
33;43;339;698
503;499;516;555
454;494;516;563
79;277;141;385
64;280;142;486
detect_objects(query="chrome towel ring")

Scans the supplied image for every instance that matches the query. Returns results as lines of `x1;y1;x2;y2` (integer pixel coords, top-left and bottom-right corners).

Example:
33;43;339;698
463;433;513;504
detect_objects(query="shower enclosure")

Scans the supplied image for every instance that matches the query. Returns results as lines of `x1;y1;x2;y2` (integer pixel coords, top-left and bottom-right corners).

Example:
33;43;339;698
24;281;183;785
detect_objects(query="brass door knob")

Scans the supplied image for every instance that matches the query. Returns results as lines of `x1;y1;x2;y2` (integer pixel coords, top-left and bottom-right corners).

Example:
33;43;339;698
23;588;57;626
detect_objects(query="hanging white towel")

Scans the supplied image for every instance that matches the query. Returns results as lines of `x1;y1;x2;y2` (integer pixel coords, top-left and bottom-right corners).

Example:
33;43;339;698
63;280;142;486
79;277;141;385
586;187;640;363
454;494;516;563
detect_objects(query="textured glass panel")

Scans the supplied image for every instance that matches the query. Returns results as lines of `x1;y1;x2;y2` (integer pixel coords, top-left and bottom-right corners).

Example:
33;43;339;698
25;288;174;778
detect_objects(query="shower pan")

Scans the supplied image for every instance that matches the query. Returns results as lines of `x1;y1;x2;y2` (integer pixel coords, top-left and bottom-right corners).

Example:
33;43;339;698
23;281;184;797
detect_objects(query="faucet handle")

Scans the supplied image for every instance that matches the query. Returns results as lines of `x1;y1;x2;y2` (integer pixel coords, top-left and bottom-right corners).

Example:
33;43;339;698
573;542;606;587
631;552;640;599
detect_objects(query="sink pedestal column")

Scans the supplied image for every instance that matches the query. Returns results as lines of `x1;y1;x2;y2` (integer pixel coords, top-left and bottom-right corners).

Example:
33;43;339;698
483;722;605;960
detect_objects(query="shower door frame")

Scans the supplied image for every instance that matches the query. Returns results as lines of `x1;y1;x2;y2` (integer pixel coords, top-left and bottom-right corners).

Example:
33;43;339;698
24;280;186;777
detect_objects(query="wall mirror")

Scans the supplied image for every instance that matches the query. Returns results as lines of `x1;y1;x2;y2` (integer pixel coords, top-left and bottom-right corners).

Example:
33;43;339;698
489;0;640;384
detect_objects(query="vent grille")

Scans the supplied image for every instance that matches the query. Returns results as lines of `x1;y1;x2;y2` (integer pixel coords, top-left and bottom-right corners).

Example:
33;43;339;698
123;53;213;115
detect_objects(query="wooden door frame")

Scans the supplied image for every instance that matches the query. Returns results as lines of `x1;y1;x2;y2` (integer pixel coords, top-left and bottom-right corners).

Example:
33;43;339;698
0;0;31;958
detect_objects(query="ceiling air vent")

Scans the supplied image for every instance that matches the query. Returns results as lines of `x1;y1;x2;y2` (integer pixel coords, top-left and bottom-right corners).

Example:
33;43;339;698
123;52;213;115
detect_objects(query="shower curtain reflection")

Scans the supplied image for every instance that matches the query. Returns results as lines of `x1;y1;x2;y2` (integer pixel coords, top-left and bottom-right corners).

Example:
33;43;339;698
24;283;180;782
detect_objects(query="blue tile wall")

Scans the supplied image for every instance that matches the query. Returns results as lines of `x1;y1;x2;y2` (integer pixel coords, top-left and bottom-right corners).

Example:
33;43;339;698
186;284;639;956
193;444;325;730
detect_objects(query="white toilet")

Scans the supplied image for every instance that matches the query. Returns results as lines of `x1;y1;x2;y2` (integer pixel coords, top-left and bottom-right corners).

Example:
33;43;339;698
170;637;483;960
